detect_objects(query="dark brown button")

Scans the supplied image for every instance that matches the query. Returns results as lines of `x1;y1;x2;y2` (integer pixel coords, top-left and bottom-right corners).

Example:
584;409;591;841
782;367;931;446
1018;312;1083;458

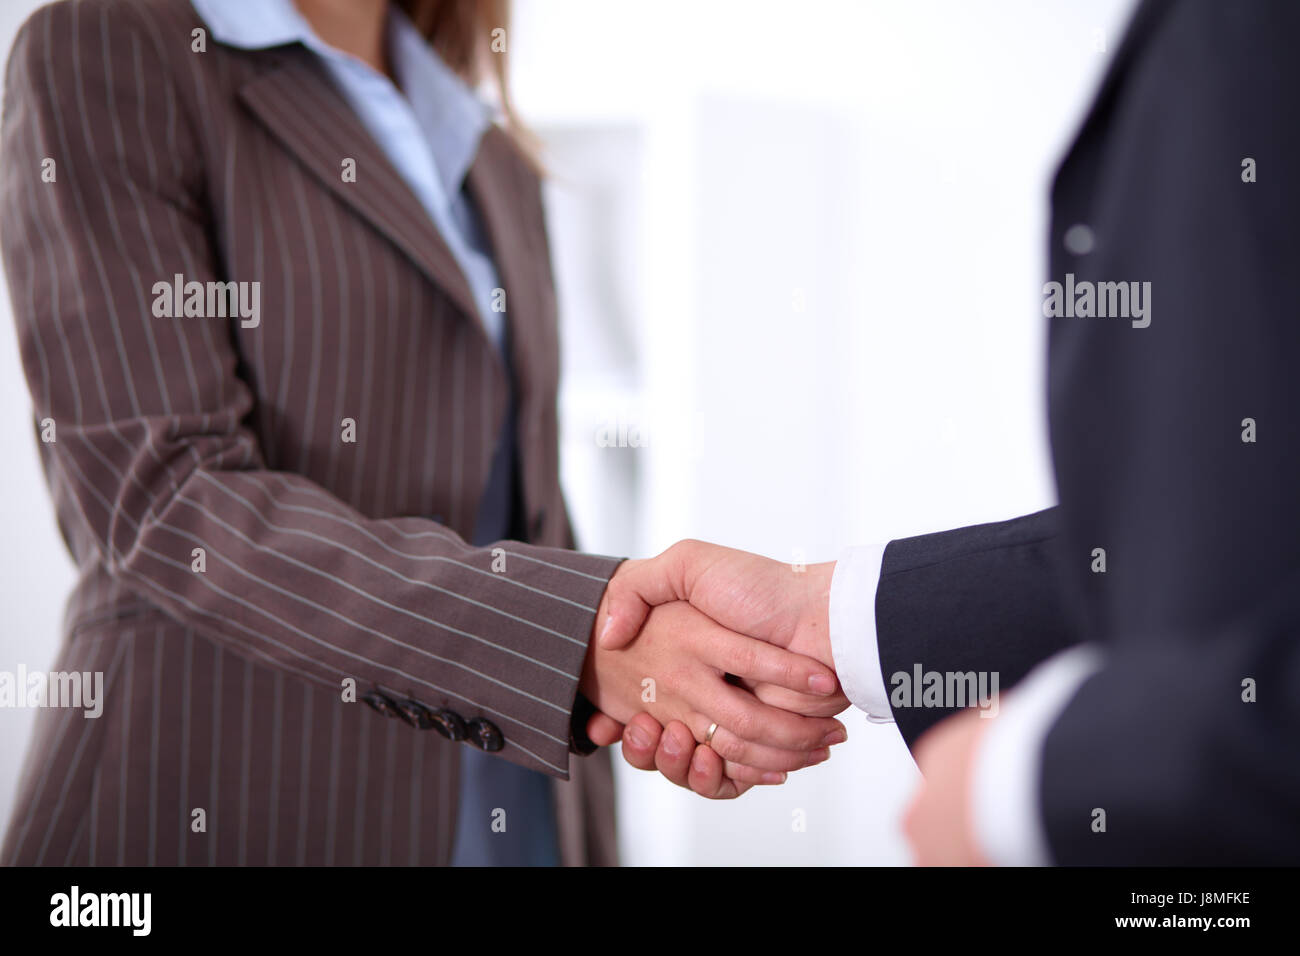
361;690;398;718
530;509;546;539
394;698;434;729
428;708;467;741
467;717;504;752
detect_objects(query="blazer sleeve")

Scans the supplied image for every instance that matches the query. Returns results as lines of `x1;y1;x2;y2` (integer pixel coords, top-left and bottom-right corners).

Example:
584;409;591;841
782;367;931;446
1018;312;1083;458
0;1;619;779
875;508;1083;747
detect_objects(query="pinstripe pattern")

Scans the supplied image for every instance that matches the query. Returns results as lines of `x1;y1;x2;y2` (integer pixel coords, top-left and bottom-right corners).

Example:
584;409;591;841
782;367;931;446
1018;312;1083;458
1;0;619;866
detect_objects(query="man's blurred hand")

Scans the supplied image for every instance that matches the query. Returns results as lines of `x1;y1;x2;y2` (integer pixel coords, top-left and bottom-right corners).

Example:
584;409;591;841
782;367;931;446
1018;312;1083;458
903;707;993;866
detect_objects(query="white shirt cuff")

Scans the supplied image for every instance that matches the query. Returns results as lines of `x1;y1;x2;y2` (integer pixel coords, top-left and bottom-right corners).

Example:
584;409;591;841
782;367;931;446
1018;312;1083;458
828;543;894;723
971;644;1104;866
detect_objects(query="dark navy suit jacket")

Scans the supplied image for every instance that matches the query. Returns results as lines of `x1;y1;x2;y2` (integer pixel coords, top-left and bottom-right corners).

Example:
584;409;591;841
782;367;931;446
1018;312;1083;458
875;0;1300;864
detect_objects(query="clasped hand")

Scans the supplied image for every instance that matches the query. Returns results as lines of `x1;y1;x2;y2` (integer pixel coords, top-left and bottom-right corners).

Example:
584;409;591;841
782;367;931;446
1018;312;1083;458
577;541;848;799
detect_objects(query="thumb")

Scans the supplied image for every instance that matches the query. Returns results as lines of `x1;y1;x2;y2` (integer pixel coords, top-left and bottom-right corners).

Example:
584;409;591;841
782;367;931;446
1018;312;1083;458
597;552;689;649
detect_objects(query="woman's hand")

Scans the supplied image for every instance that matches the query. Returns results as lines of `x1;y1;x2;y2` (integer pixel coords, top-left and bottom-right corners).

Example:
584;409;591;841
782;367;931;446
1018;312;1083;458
579;573;847;774
601;543;848;717
582;543;851;798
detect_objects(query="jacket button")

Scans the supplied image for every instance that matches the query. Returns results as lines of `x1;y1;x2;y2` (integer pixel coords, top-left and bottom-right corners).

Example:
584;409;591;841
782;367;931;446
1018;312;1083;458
1063;223;1095;255
428;708;467;741
394;698;434;729
530;509;547;539
361;690;398;718
467;717;504;752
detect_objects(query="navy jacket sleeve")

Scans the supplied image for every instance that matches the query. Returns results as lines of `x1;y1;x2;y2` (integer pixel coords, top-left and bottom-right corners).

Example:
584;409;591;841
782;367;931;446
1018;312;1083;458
875;508;1081;747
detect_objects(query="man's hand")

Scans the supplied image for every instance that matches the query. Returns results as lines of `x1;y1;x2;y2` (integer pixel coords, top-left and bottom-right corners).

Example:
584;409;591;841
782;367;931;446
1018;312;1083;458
584;542;851;798
902;707;993;866
579;579;847;775
601;541;847;717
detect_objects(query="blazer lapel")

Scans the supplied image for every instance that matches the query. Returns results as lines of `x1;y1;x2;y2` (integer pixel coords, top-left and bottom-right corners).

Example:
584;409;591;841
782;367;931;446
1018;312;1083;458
1052;0;1175;188
237;47;481;324
465;126;548;406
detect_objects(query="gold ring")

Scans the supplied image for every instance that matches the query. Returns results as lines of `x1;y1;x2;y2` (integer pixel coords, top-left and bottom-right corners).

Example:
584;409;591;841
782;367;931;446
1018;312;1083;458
704;722;718;746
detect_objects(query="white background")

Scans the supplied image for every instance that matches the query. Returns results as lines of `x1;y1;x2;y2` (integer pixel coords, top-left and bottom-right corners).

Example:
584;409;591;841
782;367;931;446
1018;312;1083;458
0;0;1132;865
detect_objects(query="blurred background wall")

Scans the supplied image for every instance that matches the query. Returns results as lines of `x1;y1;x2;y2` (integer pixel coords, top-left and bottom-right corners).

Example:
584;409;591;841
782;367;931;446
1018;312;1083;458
0;0;1133;864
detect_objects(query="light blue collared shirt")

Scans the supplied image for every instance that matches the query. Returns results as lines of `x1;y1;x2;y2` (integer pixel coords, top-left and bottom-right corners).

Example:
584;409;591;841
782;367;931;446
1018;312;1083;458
191;0;505;347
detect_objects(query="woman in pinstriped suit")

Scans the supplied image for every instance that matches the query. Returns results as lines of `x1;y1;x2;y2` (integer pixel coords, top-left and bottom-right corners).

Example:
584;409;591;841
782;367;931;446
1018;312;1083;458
0;0;847;866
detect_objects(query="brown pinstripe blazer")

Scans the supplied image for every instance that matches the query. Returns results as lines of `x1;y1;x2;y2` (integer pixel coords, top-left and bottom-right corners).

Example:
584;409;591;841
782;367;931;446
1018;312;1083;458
0;0;621;866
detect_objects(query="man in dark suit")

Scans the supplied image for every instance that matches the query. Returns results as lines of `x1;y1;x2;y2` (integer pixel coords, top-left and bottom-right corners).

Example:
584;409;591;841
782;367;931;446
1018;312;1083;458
595;0;1300;864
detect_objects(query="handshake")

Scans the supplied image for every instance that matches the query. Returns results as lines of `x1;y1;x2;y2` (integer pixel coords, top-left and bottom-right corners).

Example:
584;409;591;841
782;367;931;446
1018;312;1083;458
575;540;850;800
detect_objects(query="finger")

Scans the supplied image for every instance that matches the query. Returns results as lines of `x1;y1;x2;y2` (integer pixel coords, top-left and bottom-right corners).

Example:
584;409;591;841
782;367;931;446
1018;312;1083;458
620;712;666;771
677;731;750;799
719;759;787;786
598;555;684;650
687;714;831;772
625;715;754;798
684;737;727;796
600;541;715;650
703;629;840;696
746;680;852;718
695;678;848;752
653;719;699;787
586;710;625;748
657;721;766;797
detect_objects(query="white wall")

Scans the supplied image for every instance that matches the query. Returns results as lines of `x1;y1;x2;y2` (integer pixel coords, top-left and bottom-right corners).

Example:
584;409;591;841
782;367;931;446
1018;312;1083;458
0;0;1134;865
527;0;1135;865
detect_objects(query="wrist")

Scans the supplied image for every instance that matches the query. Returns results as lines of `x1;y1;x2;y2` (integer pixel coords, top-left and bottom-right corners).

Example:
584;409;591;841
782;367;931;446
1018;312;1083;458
582;571;615;703
794;560;836;665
